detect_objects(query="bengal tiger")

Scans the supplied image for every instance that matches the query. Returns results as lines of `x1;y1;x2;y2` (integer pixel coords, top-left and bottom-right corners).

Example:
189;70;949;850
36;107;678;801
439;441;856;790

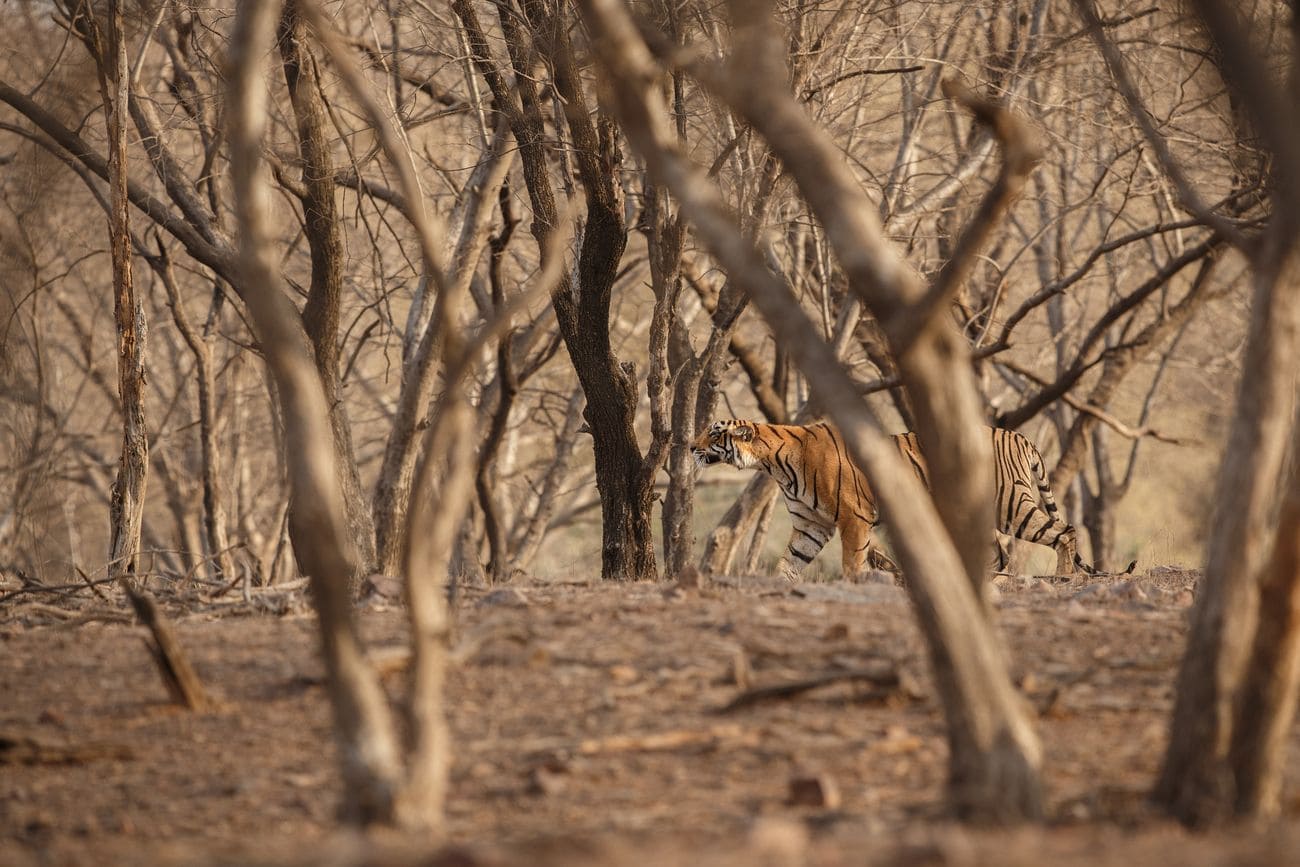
692;419;1098;579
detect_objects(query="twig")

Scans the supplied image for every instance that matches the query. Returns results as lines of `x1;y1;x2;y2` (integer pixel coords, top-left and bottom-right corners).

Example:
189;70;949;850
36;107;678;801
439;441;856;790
718;664;903;713
576;723;760;755
997;359;1192;445
0;575;119;605
74;564;109;601
802;64;925;99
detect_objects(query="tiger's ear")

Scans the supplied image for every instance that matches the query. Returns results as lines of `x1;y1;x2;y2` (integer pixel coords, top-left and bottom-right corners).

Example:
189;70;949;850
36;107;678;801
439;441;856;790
733;422;755;442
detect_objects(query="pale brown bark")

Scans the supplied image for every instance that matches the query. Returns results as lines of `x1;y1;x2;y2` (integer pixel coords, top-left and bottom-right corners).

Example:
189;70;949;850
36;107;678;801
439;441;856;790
394;388;473;827
511;387;587;572
1148;0;1300;826
228;0;402;823
126;588;210;710
475;185;520;584
370;126;513;577
699;474;781;575
83;0;209;713
152;245;234;584
100;0;147;586
1229;431;1300;817
675;176;780;576
263;0;520;828
1154;246;1300;824
278;3;375;582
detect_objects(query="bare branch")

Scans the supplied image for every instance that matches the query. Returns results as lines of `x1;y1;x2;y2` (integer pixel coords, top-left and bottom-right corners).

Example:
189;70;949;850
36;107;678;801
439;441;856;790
1070;0;1248;244
891;76;1043;350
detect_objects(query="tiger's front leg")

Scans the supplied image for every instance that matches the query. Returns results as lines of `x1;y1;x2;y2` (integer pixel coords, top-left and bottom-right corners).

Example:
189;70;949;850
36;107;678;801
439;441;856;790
777;514;834;580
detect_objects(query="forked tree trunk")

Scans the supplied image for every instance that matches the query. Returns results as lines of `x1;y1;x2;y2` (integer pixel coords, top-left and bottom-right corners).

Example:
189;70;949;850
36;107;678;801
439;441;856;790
642;177;690;579
369;127;512;577
455;0;657;582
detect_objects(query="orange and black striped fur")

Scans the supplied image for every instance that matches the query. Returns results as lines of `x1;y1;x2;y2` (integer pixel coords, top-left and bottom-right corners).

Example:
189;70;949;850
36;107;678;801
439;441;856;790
692;419;1088;578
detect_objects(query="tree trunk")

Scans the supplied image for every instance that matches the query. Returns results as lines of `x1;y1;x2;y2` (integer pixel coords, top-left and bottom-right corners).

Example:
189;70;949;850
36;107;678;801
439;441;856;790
229;0;402;822
474;184;519;584
395;391;475;826
1227;431;1300;817
661;384;700;577
577;0;1044;820
1080;427;1115;572
699;474;780;575
103;0;148;586
643;176;689;578
742;492;778;575
278;2;375;584
456;0;657;582
154;246;235;584
369;128;512;577
1154;244;1300;825
512;387;587;572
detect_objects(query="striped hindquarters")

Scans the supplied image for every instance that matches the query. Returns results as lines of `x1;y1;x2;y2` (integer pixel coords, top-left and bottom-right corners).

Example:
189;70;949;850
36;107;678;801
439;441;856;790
990;427;1076;554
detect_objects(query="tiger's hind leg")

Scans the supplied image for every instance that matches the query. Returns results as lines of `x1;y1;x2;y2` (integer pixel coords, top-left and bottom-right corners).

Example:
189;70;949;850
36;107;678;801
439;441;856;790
839;516;887;579
992;532;1013;574
1005;482;1080;575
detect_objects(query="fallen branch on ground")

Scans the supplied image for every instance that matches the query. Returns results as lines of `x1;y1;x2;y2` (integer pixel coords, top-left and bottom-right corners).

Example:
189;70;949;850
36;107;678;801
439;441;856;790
718;662;907;713
127;589;212;711
576;723;760;755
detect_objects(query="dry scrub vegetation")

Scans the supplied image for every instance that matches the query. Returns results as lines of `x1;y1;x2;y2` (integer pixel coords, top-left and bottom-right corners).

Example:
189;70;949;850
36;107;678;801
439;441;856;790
2;0;1300;862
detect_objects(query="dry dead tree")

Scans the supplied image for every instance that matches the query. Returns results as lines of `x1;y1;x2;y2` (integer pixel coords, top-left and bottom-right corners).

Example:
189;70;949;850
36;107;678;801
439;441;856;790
578;0;1044;823
227;0;568;828
74;0;211;711
228;0;404;824
95;0;148;590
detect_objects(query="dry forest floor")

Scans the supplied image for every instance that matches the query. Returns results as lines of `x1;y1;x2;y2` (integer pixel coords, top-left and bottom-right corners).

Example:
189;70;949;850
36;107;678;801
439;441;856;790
2;566;1300;866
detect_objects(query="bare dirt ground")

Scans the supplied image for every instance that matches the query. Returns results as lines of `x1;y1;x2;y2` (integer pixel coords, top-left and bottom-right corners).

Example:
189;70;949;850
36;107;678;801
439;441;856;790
3;567;1300;866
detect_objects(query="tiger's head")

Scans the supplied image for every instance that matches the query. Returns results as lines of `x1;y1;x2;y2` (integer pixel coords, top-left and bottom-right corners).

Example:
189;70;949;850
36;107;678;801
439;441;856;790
691;419;761;470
